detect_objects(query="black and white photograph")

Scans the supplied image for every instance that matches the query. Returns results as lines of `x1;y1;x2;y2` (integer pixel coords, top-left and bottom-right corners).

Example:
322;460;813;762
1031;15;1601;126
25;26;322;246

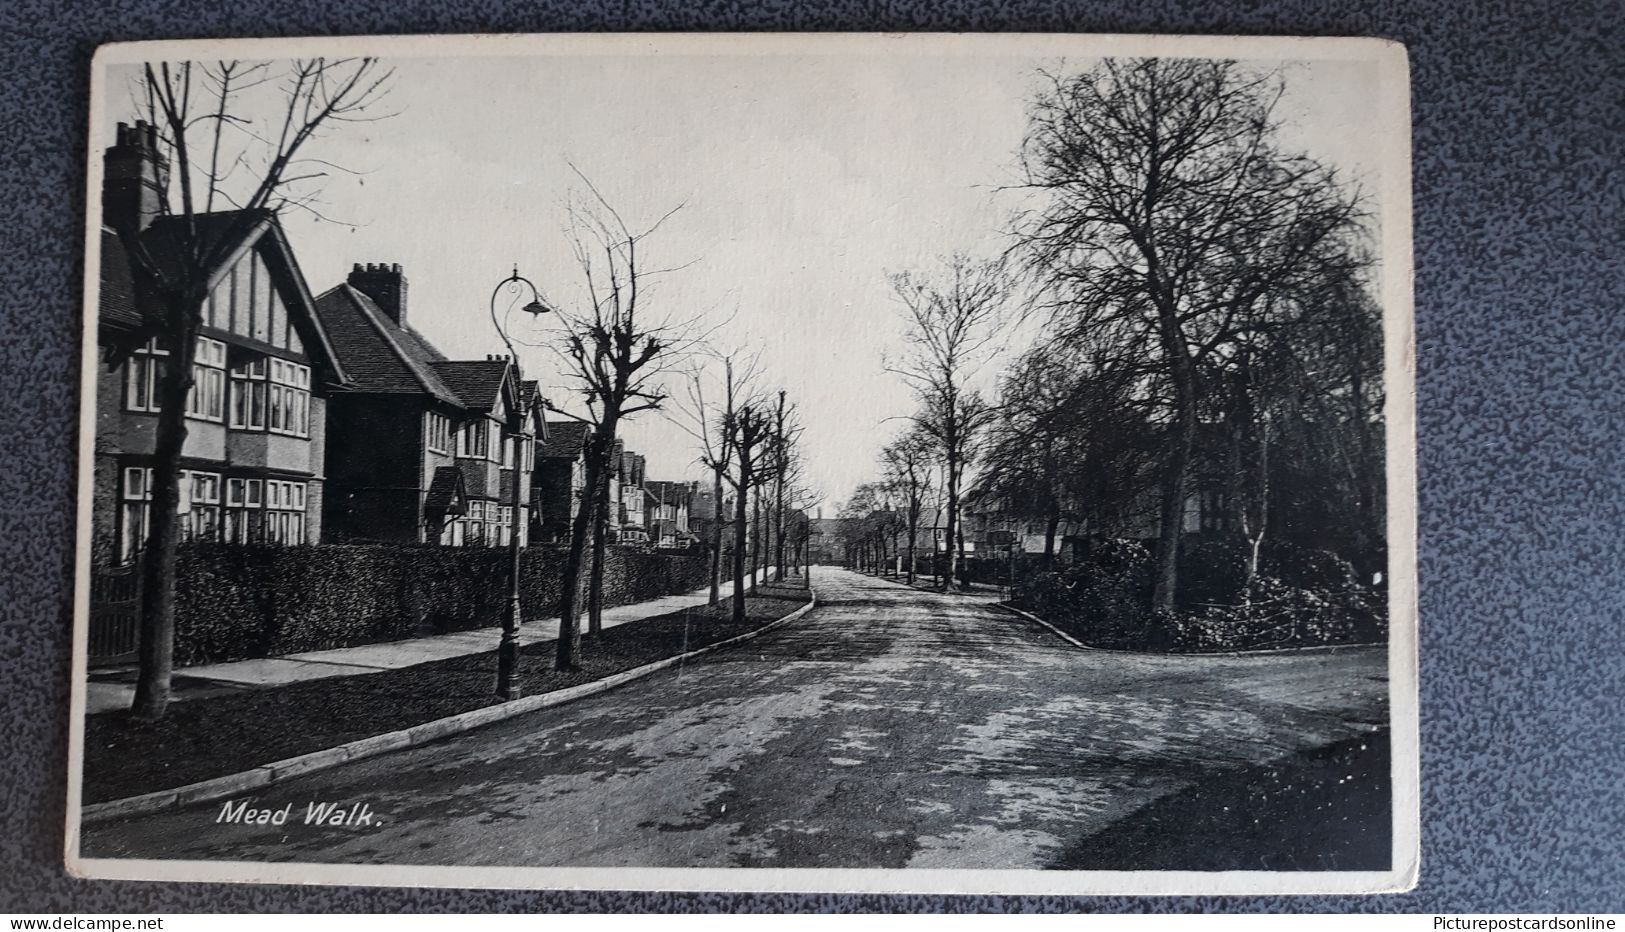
66;32;1416;895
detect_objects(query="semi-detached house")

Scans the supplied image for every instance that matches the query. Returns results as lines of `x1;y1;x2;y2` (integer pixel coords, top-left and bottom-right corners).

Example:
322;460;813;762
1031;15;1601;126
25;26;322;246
314;263;544;546
92;121;346;567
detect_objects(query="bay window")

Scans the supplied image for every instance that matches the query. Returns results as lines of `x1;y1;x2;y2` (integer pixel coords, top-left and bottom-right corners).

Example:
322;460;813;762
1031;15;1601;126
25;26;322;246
223;476;308;544
230;354;310;437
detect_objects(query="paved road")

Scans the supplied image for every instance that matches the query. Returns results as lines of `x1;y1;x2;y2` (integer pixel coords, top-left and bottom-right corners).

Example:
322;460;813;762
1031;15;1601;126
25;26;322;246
81;567;1389;869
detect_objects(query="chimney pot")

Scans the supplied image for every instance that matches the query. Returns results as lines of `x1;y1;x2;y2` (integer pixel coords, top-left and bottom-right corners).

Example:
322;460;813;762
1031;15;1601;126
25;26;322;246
346;262;408;326
102;120;169;234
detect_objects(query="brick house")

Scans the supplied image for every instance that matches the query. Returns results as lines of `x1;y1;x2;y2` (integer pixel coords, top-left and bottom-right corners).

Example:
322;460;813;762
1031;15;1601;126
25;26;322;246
617;450;648;545
531;420;591;543
91;121;348;565
313;264;543;545
644;480;695;549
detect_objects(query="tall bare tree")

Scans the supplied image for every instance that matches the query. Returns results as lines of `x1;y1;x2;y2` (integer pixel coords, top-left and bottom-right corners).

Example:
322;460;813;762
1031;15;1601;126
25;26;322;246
540;171;697;669
723;402;774;623
887;254;1010;592
117;59;394;720
881;429;936;585
1013;58;1368;611
672;349;761;606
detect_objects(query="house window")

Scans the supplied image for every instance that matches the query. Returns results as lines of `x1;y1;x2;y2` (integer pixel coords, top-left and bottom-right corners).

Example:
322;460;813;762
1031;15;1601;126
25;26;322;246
229;357;267;429
458;419;491;461
125;339;167;414
117;467;224;561
223;477;307;544
267;358;311;437
502;435;516;469
118;467;153;563
126;338;229;421
495;505;514;547
230;355;310;437
426;412;451;454
1197;489;1231;534
180;470;222;541
185;338;227;422
264;479;307;544
225;477;263;543
451;500;488;546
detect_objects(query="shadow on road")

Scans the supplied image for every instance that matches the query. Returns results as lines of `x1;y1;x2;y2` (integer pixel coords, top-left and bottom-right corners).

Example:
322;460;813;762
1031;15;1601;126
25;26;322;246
1049;730;1392;872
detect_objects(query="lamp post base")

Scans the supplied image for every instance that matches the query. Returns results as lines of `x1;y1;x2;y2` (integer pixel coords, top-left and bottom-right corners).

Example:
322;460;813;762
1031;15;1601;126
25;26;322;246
496;596;522;700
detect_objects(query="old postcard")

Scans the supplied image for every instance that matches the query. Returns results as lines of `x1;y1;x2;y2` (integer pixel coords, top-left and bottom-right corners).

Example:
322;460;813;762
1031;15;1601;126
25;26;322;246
66;32;1416;894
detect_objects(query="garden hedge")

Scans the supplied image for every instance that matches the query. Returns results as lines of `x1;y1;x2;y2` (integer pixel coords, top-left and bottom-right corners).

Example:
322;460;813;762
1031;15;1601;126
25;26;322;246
172;542;709;666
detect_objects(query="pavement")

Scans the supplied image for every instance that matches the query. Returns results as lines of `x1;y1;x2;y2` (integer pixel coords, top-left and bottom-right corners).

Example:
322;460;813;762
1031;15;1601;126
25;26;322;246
84;569;773;714
79;566;1390;870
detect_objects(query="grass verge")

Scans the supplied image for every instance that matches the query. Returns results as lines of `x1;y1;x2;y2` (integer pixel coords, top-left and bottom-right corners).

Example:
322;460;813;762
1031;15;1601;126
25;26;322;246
83;582;810;805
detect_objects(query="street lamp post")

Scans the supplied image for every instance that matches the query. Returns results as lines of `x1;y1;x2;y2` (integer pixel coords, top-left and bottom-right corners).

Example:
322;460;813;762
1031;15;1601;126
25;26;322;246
490;267;550;700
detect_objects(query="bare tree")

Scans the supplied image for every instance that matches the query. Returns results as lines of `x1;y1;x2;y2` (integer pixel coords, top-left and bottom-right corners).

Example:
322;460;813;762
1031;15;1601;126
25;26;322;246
539;170;699;669
769;390;808;582
1013;58;1368;611
723;401;774;623
671;348;761;606
117;58;394;720
881;429;936;585
887;254;1010;592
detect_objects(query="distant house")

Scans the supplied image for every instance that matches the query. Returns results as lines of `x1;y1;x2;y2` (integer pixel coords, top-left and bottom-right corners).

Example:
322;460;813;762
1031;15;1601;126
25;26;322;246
644;480;694;549
617;450;648;545
532;420;591;543
313;263;543;545
91;121;347;565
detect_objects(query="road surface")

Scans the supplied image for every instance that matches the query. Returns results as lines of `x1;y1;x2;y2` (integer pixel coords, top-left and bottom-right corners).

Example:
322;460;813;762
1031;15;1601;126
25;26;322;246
81;567;1389;869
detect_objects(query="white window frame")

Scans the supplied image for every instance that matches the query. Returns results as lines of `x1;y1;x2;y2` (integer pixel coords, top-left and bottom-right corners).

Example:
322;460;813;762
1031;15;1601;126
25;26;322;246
426;411;451;454
185;338;227;422
124;339;168;414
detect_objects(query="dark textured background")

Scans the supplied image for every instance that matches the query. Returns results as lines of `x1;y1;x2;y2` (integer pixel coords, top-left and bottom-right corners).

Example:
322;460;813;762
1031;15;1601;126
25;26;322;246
3;0;1621;914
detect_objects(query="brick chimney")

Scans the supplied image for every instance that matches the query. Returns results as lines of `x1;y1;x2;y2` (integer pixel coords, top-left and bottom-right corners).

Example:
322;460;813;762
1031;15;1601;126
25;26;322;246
102;121;169;234
347;262;408;325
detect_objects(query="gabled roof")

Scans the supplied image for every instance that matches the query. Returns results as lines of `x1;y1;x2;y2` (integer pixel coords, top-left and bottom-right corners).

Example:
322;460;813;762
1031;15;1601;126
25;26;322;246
139;209;272;283
313;284;459;405
424;465;468;515
430;359;511;413
100;211;349;385
537;421;592;458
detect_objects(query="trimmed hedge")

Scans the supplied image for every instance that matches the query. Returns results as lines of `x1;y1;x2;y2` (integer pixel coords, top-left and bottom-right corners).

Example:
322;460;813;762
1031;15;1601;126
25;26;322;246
172;542;709;666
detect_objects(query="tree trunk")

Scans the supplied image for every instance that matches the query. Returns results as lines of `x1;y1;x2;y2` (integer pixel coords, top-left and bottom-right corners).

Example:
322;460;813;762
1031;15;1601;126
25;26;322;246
943;456;962;593
905;500;919;586
750;492;762;594
588;493;607;636
1152;313;1198;614
708;465;724;606
773;471;787;582
557;425;610;670
1044;507;1061;562
131;303;203;721
732;467;750;623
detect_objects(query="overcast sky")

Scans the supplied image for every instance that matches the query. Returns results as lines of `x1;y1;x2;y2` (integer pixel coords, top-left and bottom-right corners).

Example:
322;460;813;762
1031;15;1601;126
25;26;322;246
107;50;1383;510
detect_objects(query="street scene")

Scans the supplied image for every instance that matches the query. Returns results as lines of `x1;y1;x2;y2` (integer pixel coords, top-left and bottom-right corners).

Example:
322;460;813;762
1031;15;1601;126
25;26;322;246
74;36;1406;884
82;568;1389;869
